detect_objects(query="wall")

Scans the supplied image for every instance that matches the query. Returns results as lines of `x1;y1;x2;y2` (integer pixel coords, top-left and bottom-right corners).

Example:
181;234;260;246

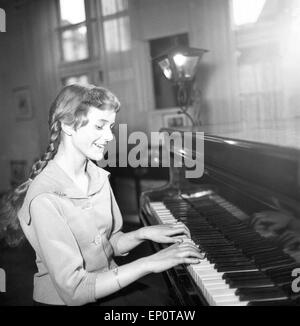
0;0;58;192
131;0;240;131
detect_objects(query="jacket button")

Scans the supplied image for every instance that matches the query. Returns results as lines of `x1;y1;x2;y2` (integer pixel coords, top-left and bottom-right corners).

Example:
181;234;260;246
94;234;101;245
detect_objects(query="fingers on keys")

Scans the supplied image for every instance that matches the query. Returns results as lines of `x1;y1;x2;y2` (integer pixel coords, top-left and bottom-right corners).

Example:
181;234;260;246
171;221;191;238
177;240;206;260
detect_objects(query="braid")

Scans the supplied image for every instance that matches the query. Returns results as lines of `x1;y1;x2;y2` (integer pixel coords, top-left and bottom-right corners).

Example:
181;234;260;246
0;120;61;247
30;120;61;179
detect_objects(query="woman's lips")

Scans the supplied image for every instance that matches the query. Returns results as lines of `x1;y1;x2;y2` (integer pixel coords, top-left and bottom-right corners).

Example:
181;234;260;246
94;143;105;149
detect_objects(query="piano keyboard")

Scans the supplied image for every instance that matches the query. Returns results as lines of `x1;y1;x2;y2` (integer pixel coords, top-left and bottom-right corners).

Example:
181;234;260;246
149;196;298;306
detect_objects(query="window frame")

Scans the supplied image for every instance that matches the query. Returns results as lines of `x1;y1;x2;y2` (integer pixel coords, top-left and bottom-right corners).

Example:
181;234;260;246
56;0;92;64
100;0;129;19
55;0;106;86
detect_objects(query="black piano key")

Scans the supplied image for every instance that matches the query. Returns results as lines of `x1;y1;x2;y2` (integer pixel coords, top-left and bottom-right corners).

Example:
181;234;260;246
209;256;250;264
228;278;275;288
270;262;300;271
236;287;288;302
217;264;258;273
261;263;298;273
223;271;268;280
247;299;295;306
206;253;243;260
215;260;255;268
258;260;295;271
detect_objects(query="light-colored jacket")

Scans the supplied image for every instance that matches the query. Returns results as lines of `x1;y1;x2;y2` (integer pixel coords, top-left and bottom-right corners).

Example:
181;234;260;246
18;160;124;306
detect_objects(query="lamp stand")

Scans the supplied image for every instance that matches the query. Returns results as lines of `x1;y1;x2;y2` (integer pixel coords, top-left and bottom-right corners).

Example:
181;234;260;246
176;82;201;128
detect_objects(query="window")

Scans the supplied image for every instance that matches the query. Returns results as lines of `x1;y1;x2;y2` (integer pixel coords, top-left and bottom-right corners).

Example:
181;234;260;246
232;0;266;26
58;0;89;62
59;0;86;25
230;0;294;123
103;16;131;53
101;0;128;16
56;0;130;87
56;0;105;86
101;0;131;54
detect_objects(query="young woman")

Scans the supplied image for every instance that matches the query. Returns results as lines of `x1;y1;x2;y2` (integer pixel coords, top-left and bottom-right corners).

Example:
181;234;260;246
0;84;203;306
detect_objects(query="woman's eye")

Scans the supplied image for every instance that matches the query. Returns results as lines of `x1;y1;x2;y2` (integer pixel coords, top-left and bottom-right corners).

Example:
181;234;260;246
96;125;104;130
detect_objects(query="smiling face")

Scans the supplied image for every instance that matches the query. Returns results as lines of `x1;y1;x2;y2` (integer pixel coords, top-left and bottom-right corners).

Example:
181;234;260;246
70;106;116;161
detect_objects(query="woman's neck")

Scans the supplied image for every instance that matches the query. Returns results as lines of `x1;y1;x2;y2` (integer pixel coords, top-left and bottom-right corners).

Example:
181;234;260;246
53;154;90;195
53;144;88;179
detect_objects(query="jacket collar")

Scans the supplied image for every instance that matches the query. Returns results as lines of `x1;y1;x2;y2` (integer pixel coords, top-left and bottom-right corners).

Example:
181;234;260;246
43;160;110;199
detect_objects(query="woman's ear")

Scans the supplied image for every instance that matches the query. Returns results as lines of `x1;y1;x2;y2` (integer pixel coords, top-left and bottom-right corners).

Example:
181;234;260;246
61;122;74;137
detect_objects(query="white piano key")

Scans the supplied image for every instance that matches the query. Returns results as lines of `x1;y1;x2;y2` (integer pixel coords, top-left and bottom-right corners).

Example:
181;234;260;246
220;301;249;306
202;279;226;286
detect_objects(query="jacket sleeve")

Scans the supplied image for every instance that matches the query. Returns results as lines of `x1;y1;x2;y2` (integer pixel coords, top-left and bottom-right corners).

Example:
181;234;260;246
108;185;127;256
29;194;98;306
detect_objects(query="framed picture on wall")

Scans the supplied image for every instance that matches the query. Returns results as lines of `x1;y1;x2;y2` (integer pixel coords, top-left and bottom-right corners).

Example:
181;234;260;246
163;113;187;128
13;86;33;121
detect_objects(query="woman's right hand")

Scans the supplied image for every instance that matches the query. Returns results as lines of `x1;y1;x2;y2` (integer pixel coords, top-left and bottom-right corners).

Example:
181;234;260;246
145;241;205;274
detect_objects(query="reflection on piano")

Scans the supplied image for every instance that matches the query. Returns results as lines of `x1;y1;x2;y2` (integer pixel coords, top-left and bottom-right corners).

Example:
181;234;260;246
140;130;300;306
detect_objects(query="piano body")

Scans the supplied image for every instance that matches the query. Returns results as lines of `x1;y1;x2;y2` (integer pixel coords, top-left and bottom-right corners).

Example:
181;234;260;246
139;129;300;306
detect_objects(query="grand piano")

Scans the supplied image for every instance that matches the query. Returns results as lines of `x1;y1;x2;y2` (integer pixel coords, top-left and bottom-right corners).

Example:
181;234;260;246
139;127;300;306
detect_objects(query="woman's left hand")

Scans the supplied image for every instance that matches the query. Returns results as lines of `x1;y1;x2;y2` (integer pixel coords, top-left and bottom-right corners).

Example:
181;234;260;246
139;222;191;244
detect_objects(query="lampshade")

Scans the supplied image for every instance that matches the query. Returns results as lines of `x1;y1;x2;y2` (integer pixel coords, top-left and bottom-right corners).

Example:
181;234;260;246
156;46;208;83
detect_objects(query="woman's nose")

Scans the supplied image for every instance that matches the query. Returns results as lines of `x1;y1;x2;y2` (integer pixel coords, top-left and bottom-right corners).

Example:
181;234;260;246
104;128;114;142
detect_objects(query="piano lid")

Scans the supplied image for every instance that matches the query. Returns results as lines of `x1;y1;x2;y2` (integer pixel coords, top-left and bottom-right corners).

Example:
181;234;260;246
160;125;300;215
162;117;300;151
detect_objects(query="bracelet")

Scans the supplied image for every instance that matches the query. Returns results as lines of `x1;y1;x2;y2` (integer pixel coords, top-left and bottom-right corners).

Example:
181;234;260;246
112;267;122;290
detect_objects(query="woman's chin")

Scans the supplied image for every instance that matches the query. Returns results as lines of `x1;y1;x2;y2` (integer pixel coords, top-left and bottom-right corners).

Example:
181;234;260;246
88;151;104;161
